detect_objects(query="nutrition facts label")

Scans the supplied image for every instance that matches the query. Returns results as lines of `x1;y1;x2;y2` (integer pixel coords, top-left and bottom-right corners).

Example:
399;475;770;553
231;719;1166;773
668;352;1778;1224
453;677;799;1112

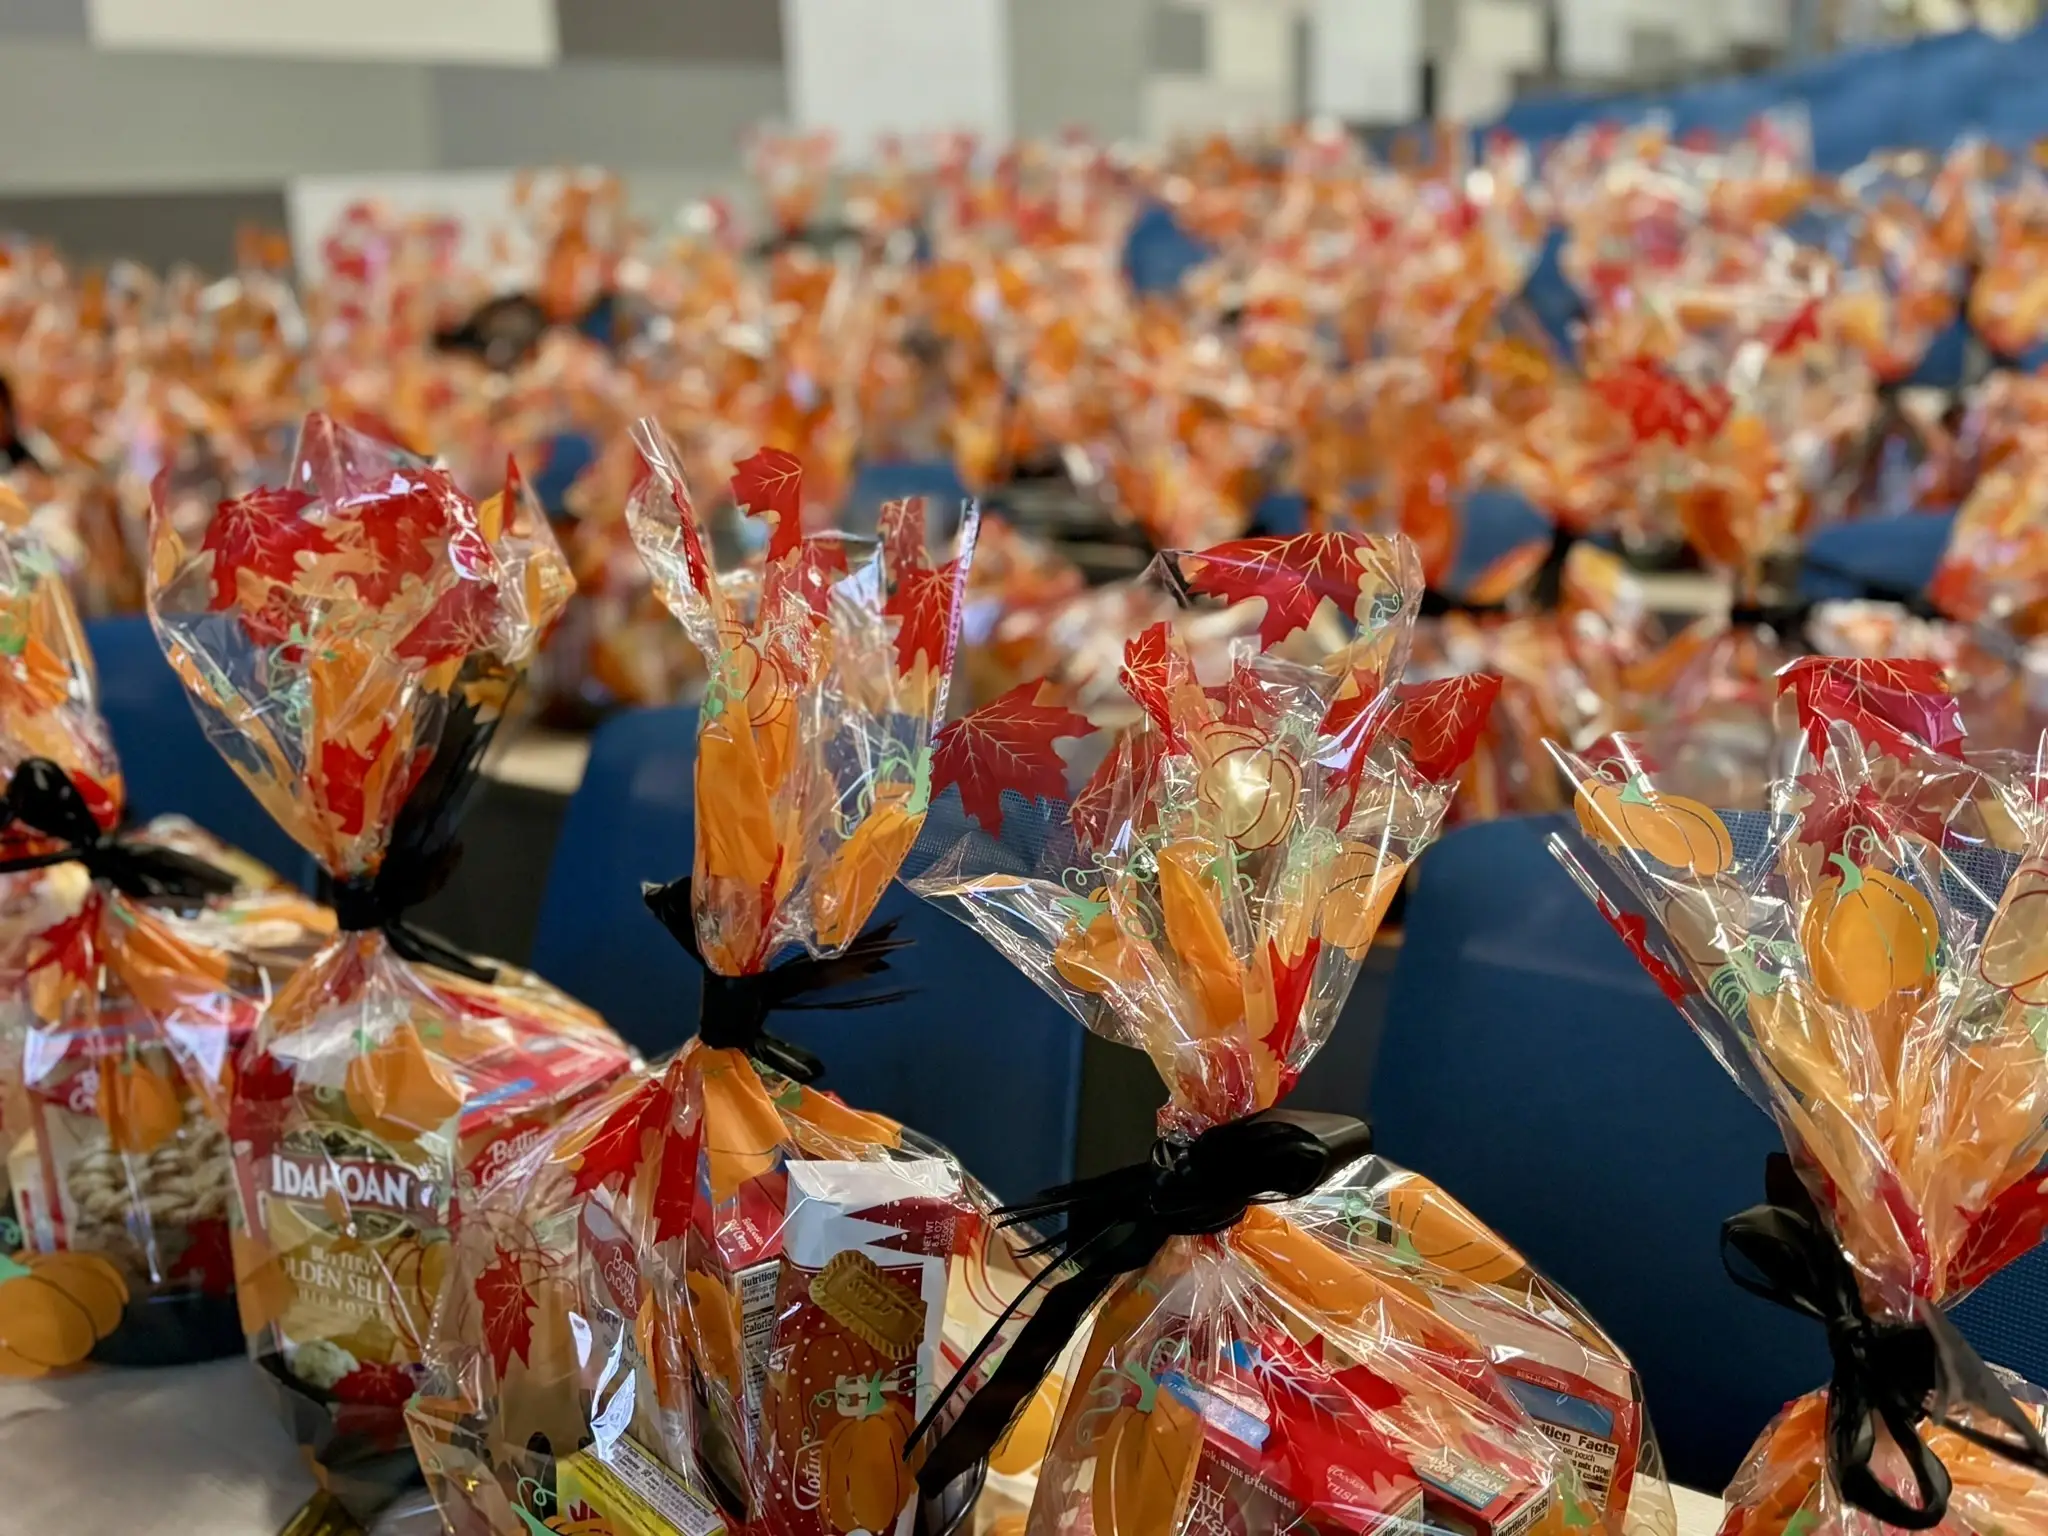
1535;1420;1619;1511
738;1261;780;1420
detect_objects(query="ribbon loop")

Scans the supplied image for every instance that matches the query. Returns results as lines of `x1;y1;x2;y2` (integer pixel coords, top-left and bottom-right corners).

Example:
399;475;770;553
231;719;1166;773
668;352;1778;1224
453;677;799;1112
323;841;495;984
910;1107;1371;1496
641;875;912;1086
1723;1155;2048;1531
0;757;238;903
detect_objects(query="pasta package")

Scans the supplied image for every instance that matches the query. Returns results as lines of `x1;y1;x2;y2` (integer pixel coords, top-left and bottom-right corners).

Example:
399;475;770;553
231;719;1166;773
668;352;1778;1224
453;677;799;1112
145;413;632;1522
1553;658;2048;1536
410;427;1021;1536
0;525;332;1374
904;531;1673;1536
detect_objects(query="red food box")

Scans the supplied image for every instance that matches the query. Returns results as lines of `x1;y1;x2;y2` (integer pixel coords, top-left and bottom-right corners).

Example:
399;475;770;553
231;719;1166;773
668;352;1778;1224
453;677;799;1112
683;1149;787;1518
757;1159;959;1536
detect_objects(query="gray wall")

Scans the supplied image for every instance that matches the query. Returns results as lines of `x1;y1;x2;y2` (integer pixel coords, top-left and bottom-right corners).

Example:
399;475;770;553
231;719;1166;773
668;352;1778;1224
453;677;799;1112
1008;0;1152;140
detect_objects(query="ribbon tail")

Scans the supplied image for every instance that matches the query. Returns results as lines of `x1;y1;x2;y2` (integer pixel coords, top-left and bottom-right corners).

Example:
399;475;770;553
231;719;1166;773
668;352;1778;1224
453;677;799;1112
384;920;498;984
913;1239;1131;1498
106;844;241;903
1922;1301;2048;1476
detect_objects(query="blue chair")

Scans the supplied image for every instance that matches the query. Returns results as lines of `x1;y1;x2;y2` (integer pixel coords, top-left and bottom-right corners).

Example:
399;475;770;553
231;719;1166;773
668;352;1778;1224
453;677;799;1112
841;461;972;540
1953;1243;2048;1387
527;706;1085;1202
1122;203;1209;296
1369;816;1823;1490
1798;510;1956;605
85;615;315;888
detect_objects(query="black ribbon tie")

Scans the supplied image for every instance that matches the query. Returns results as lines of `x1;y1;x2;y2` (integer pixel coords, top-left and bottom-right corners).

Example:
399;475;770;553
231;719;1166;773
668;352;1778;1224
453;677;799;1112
324;840;495;983
909;1107;1373;1496
0;757;238;902
642;875;912;1086
1723;1154;2048;1530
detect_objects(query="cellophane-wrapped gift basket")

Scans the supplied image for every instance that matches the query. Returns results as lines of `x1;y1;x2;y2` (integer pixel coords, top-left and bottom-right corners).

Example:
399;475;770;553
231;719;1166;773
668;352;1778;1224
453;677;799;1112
0;523;332;1376
407;427;1041;1536
144;413;634;1522
1554;657;2048;1536
904;531;1678;1536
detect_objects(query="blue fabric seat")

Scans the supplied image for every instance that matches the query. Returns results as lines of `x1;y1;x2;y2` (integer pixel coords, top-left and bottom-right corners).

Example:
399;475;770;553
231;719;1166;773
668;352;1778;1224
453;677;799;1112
84;614;315;888
527;705;1085;1202
1798;510;1956;604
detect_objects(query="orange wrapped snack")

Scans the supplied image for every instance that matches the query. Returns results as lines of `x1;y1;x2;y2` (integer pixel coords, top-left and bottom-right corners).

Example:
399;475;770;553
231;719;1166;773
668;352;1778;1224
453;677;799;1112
409;423;1018;1536
906;531;1673;1536
145;414;632;1523
1555;658;2048;1536
0;525;331;1373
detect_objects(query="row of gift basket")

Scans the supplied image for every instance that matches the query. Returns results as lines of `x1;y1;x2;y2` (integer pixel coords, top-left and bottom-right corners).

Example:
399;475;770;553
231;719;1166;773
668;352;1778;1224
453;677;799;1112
0;402;2045;1536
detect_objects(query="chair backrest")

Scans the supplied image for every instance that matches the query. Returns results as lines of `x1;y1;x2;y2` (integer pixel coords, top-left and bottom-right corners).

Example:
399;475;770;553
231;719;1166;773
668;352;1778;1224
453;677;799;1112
1951;1242;2048;1388
84;614;316;888
1370;815;1824;1490
528;705;1084;1202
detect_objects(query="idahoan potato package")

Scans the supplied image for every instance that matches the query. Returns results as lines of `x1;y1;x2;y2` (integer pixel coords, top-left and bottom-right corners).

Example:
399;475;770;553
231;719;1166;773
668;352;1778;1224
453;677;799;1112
904;530;1676;1536
408;426;1035;1536
1554;657;2048;1536
146;413;632;1523
0;524;331;1375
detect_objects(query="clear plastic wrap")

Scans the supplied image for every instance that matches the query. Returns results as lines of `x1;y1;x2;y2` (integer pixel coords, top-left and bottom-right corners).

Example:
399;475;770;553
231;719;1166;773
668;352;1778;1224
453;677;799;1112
145;413;633;1520
410;427;1020;1536
0;524;333;1374
904;531;1674;1536
1553;657;2048;1536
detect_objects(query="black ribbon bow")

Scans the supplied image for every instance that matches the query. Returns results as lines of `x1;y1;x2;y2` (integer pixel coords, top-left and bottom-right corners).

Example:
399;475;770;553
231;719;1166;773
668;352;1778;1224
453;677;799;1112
641;875;912;1086
0;758;238;902
322;839;496;984
1723;1154;2048;1530
909;1107;1373;1495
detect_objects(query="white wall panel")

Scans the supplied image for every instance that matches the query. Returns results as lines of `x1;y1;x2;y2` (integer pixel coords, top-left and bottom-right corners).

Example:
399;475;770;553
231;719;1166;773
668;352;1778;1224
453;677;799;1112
86;0;557;65
1311;0;1420;122
782;0;1010;156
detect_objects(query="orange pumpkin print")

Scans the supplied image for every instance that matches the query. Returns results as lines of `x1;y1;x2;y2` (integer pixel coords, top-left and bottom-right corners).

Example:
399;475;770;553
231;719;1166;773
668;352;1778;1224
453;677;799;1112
1157;839;1244;1033
1575;776;1733;875
1980;860;2048;1004
1091;1364;1203;1536
1197;737;1302;850
1800;853;1938;1012
1054;898;1146;997
696;710;780;893
685;1269;744;1392
991;1372;1062;1477
815;795;923;950
0;1249;129;1376
700;1048;786;1204
344;1021;465;1142
97;1054;185;1155
821;1388;915;1534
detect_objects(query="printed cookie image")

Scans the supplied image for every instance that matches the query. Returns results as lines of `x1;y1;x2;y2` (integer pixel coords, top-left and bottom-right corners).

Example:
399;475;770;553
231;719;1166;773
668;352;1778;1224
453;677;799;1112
809;1250;926;1360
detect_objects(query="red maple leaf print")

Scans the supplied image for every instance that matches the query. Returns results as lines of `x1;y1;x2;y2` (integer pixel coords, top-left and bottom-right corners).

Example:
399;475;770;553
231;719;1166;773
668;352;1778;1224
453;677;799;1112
730;447;805;562
396;577;501;665
1265;937;1321;1065
932;681;1092;835
1950;1172;2048;1293
1779;657;1964;761
570;1081;661;1197
332;1360;417;1407
876;496;930;580
886;558;968;678
349;473;460;607
200;487;328;611
648;1116;698;1246
1069;726;1167;850
170;1219;236;1298
312;723;395;840
476;1246;535;1376
766;537;850;623
1381;674;1502;784
1181;534;1379;647
1120;623;1192;741
1765;299;1821;357
1597;894;1695;1006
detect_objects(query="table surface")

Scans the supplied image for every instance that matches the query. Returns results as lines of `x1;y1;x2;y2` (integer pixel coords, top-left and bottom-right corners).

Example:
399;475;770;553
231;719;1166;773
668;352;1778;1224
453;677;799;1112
0;1359;1730;1536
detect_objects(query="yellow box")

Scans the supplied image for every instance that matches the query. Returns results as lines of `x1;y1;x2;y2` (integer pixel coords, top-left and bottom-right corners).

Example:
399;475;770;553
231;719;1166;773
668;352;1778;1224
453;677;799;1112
553;1435;727;1536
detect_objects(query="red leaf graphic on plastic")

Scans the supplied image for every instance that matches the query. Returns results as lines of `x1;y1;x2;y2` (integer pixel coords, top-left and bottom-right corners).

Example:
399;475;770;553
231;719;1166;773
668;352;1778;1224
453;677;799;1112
1266;936;1321;1065
1765;299;1821;357
1070;727;1167;850
476;1247;535;1375
1950;1172;2048;1293
350;474;461;607
201;487;328;611
877;496;930;579
731;447;804;562
1592;359;1731;446
169;1219;236;1298
649;1116;697;1246
932;680;1091;835
1780;657;1964;761
570;1081;661;1196
331;1361;417;1407
312;727;393;840
396;578;501;665
1120;622;1192;742
1380;674;1501;783
766;537;849;623
887;558;967;678
1596;892;1695;1005
1182;534;1380;647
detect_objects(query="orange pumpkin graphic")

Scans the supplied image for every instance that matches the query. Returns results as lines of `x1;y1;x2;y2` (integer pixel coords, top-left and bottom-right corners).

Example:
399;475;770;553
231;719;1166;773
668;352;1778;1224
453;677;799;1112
821;1391;915;1534
697;709;780;893
344;1021;465;1142
815;796;923;950
1197;738;1301;850
1157;839;1244;1033
1054;899;1146;997
1575;777;1733;875
0;1249;129;1376
684;1270;744;1393
1091;1367;1203;1536
1800;853;1938;1012
1319;849;1407;957
1382;1173;1528;1285
1980;860;2048;1004
97;1055;185;1155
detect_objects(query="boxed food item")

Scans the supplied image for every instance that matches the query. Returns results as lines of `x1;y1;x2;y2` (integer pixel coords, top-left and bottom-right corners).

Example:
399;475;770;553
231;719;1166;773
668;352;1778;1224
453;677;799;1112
145;413;632;1522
